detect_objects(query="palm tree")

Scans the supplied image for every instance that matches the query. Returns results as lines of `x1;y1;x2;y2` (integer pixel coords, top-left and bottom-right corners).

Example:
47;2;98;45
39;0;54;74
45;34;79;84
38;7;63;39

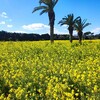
58;14;80;43
32;0;58;44
74;18;91;44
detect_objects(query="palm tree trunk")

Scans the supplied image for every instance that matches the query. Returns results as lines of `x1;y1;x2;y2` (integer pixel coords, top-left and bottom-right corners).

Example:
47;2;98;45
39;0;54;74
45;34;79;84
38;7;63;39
68;27;73;43
48;11;55;44
78;32;83;44
50;24;54;44
69;27;73;43
70;33;73;43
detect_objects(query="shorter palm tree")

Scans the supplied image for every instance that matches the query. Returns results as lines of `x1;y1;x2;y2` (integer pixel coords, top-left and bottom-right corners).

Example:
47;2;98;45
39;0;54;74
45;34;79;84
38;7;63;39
58;14;80;43
74;18;91;44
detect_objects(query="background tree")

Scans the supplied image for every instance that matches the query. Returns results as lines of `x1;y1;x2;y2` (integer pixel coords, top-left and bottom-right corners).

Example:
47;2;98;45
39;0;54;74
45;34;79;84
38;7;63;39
74;18;91;44
32;0;58;44
84;31;94;39
58;14;80;43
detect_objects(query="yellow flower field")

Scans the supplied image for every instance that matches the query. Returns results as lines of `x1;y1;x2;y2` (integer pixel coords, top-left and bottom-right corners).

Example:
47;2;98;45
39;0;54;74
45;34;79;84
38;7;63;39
0;40;100;100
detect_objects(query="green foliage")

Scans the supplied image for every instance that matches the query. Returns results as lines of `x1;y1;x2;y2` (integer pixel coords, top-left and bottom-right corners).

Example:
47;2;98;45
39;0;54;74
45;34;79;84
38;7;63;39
58;14;80;26
74;18;91;32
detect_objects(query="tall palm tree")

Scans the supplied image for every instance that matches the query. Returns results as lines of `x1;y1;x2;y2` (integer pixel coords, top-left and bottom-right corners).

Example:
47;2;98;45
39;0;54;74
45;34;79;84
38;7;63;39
32;0;58;43
74;18;91;44
58;14;80;43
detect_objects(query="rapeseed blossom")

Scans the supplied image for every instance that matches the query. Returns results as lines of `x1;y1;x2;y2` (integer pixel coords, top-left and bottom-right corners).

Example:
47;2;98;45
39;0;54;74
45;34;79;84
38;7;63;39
0;40;100;99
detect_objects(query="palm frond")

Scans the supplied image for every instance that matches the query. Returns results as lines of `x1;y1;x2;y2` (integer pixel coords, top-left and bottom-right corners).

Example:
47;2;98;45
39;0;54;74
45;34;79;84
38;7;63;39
39;0;49;5
74;24;79;31
40;8;49;15
74;16;81;23
74;18;91;32
58;20;67;26
32;6;47;13
59;14;76;26
52;0;58;7
83;23;91;29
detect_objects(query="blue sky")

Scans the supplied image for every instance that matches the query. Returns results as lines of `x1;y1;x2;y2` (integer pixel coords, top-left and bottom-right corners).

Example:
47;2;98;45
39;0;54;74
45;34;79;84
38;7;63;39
0;0;100;35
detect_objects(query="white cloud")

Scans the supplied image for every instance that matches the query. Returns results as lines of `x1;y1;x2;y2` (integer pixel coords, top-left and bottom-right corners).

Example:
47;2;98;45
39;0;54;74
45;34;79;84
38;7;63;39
7;24;13;28
22;23;70;34
62;25;67;27
91;28;100;34
22;23;75;35
54;28;68;34
73;31;78;36
0;12;8;18
22;23;49;31
0;21;5;25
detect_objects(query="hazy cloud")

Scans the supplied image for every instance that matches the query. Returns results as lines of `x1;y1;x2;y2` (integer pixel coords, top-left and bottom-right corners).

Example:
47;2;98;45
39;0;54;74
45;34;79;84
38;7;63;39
22;23;69;34
92;28;100;34
0;12;8;18
7;24;13;28
22;23;49;31
0;21;5;25
62;25;67;27
54;28;68;34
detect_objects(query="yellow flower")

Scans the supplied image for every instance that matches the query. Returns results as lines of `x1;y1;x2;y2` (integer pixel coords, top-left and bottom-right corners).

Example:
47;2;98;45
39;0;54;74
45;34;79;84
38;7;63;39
94;85;98;92
64;92;72;98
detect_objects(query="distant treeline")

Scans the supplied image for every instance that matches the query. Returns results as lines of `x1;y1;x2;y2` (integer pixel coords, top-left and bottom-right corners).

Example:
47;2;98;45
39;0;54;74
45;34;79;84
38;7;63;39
0;30;100;41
